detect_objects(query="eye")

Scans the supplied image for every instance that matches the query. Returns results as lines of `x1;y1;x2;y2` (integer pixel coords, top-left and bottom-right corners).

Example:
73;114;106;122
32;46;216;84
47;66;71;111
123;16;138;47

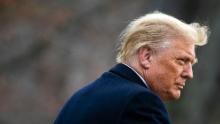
176;59;186;66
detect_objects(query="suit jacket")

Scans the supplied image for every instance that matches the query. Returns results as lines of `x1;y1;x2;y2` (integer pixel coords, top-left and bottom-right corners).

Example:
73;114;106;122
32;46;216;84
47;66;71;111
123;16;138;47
54;63;171;124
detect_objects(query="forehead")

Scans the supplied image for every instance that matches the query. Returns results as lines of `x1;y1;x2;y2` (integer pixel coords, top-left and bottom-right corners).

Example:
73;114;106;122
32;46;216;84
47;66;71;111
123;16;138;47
172;39;195;55
160;39;196;58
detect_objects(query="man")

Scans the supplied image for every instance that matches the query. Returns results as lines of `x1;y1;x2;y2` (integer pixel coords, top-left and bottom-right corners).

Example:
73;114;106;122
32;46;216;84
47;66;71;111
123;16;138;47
54;11;208;124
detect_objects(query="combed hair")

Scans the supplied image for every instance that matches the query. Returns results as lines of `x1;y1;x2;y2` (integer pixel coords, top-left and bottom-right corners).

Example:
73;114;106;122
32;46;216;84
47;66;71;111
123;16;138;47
116;11;209;63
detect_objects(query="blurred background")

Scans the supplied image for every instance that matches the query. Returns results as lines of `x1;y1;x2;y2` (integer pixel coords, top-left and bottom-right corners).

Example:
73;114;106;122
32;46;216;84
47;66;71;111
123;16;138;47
0;0;219;124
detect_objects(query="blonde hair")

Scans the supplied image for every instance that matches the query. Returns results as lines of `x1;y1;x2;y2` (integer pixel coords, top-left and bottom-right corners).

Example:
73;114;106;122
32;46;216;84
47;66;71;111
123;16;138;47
116;11;209;63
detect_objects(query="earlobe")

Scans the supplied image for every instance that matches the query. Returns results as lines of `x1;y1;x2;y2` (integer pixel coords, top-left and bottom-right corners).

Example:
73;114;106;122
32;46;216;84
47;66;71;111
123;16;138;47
138;47;152;69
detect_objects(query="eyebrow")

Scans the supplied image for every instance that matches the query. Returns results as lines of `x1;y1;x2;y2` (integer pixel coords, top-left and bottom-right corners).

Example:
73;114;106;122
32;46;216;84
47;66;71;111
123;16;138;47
184;51;197;64
193;58;198;65
188;55;197;65
181;54;197;65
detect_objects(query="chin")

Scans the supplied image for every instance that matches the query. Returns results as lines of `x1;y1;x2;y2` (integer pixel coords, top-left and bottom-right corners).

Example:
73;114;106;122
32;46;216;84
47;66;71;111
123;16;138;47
171;92;181;100
164;91;181;101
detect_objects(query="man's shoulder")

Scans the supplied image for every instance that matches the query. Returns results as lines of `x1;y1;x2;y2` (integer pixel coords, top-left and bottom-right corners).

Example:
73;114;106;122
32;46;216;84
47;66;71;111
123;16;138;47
74;70;151;101
98;70;148;91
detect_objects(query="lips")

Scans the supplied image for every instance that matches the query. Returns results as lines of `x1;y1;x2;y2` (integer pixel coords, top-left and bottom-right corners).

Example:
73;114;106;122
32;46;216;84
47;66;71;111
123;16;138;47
177;85;184;90
176;83;185;90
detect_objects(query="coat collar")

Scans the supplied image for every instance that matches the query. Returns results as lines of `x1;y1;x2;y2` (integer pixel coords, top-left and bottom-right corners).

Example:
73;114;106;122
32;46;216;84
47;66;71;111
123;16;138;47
109;63;148;88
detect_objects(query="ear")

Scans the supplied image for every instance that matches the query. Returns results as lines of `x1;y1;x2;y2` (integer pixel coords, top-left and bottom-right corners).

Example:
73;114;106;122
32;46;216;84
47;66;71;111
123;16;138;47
138;47;152;69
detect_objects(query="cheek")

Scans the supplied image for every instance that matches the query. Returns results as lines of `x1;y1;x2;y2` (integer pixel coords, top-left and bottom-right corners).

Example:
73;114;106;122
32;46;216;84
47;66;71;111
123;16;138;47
147;59;183;92
155;64;183;100
156;61;182;86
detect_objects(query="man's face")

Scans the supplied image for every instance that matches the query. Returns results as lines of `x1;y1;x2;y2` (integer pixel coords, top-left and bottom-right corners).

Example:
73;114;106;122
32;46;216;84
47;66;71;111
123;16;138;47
146;39;196;101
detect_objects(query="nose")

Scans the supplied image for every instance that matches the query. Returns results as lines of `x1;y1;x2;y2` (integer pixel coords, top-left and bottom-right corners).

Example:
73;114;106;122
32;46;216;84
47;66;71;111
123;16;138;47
182;63;193;79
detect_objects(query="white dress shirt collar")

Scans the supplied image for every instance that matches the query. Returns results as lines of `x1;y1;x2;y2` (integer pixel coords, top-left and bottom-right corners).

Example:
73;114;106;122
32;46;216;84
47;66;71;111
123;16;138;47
122;63;148;87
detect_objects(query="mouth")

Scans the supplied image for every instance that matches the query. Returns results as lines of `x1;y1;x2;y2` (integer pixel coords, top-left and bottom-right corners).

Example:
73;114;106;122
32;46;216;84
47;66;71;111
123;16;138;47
176;83;185;90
